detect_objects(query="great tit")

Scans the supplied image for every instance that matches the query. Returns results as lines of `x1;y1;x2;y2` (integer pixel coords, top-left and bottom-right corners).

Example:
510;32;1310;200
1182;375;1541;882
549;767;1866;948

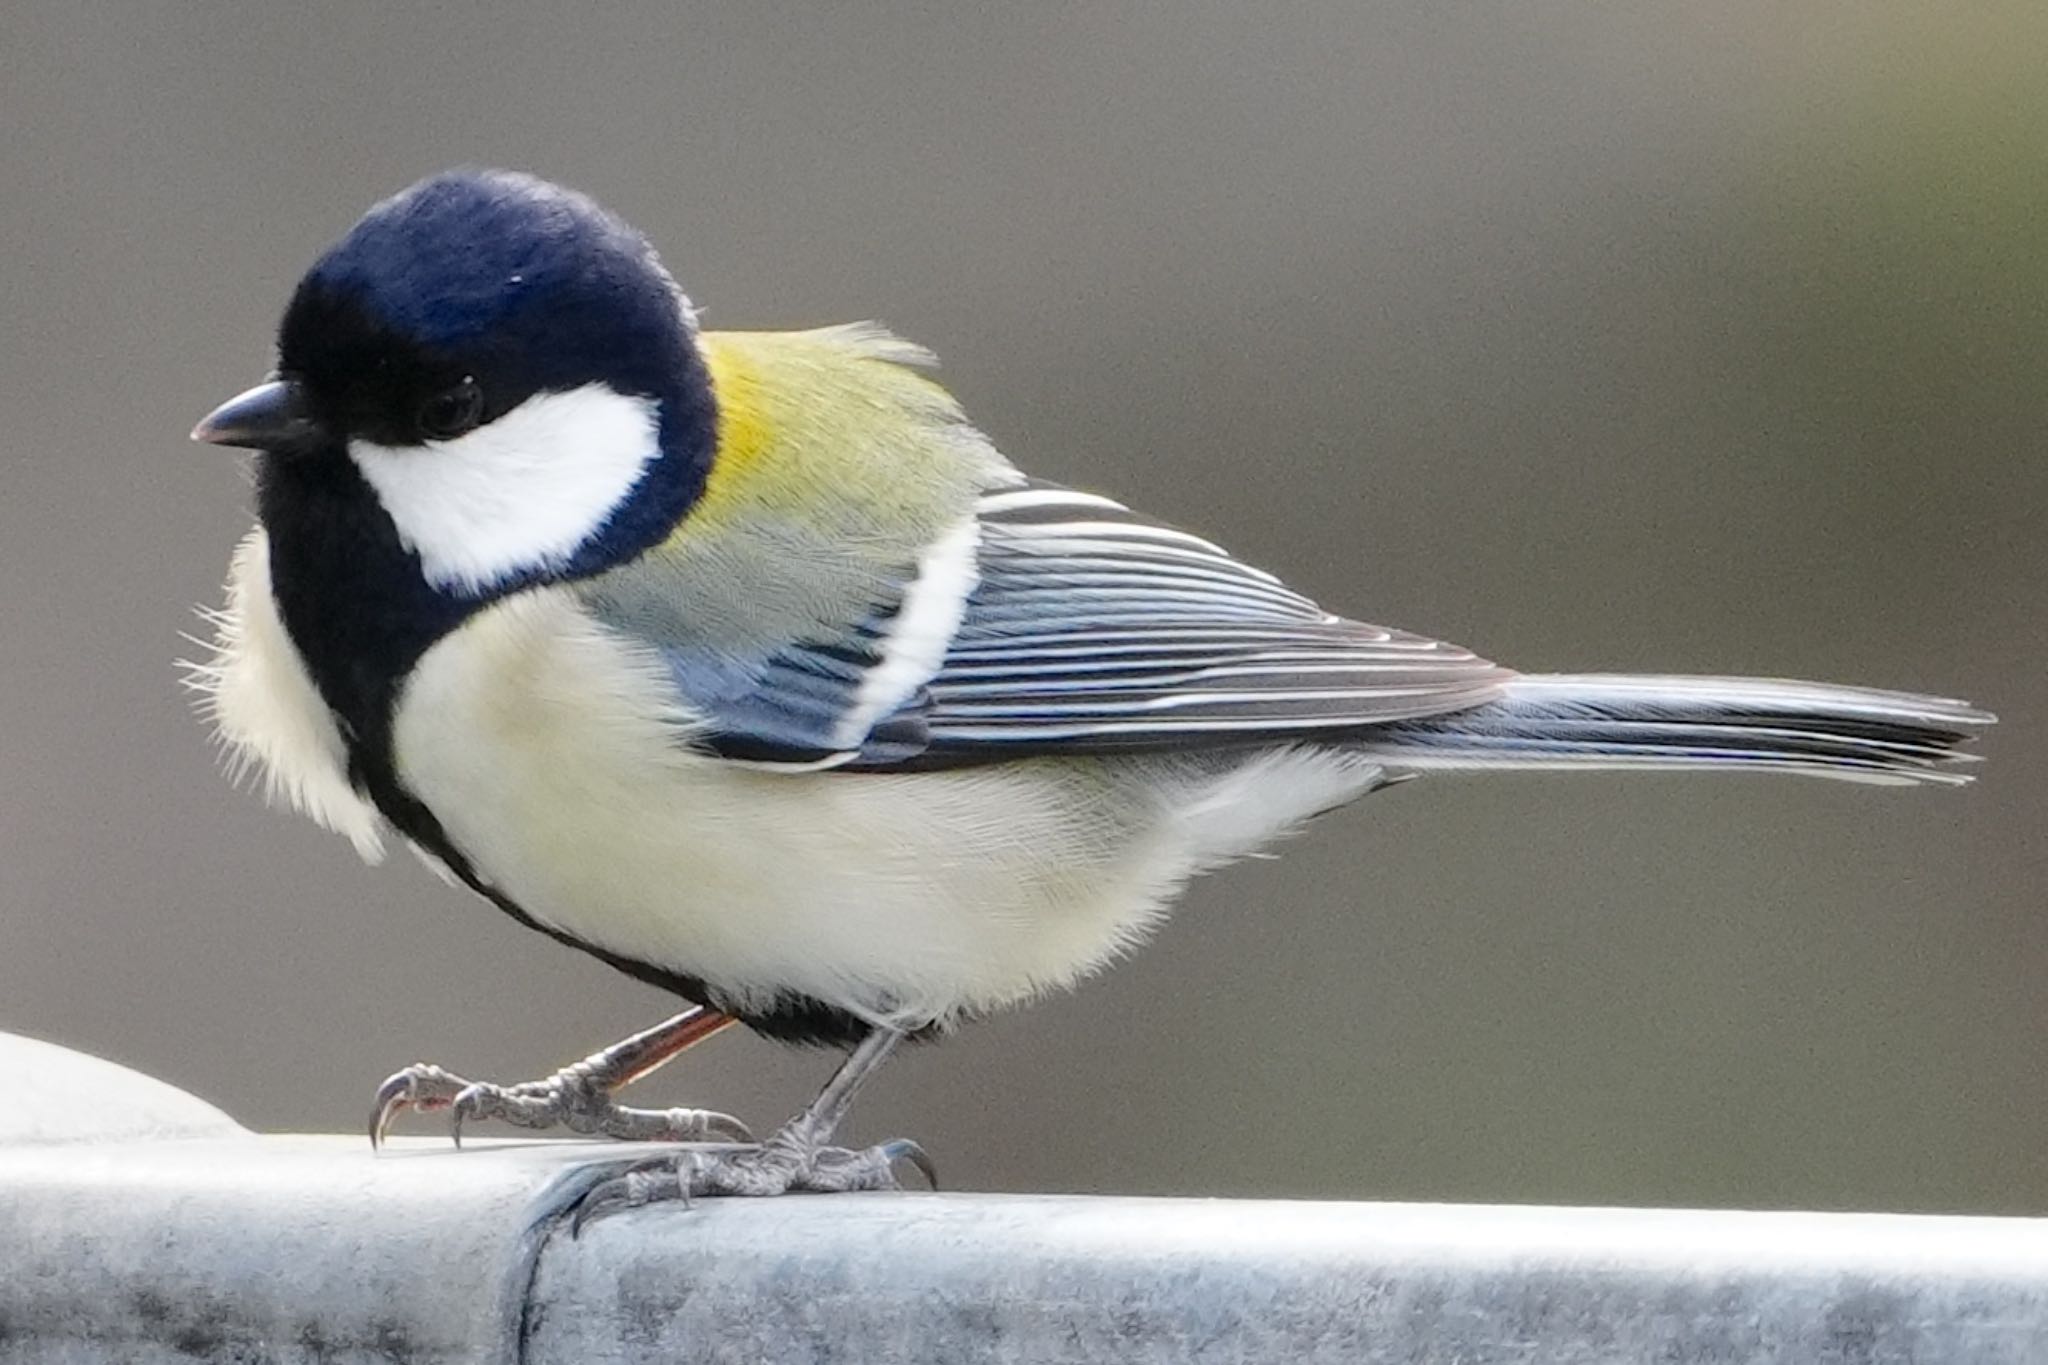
189;168;1990;1206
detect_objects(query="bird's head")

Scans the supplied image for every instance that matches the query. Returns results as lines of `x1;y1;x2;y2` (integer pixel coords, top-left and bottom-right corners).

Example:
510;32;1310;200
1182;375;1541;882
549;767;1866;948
193;168;716;596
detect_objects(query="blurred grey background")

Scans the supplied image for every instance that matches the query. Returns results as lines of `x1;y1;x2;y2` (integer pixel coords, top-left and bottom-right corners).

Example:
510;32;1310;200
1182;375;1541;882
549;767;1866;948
1;4;2041;1213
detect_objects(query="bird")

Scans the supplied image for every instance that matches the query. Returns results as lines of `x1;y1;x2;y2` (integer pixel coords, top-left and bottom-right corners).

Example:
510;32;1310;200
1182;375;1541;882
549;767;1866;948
188;167;1991;1210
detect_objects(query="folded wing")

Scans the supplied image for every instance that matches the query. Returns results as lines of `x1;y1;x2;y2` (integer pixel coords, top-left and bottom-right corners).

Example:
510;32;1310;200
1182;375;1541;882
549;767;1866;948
581;480;1513;770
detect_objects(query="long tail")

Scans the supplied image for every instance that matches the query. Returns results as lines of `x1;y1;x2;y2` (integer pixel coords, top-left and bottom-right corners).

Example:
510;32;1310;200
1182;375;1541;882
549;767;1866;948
1364;674;1993;786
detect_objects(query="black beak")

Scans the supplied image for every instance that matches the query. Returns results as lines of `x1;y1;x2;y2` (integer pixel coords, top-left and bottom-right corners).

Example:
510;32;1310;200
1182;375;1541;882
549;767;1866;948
191;379;319;451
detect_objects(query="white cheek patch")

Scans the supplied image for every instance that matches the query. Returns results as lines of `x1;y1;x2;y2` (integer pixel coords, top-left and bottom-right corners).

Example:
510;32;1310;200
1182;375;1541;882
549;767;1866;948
349;384;661;594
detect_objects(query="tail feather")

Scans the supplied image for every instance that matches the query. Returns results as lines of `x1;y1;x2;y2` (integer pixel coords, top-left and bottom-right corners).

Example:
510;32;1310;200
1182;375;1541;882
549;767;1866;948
1365;673;1993;786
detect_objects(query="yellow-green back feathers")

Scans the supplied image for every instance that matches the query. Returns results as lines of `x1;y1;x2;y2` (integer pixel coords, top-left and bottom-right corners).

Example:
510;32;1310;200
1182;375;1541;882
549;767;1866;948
577;324;1015;700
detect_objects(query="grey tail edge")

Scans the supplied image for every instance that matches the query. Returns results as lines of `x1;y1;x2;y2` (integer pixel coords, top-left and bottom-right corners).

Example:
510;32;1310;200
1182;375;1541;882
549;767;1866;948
1359;673;1995;787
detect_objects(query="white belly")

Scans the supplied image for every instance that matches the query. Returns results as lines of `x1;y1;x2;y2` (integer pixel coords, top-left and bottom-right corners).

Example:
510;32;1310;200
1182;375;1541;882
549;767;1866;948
194;530;390;861
389;589;1386;1026
200;535;1386;1028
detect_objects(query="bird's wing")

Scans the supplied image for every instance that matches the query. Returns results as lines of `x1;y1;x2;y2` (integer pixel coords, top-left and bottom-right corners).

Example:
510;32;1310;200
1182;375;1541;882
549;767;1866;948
911;482;1513;762
581;479;1513;770
576;514;967;768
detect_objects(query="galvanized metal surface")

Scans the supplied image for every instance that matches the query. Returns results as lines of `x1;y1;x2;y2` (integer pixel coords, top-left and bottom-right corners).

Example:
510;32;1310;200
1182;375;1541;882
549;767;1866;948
0;1031;244;1147
4;1031;2046;1364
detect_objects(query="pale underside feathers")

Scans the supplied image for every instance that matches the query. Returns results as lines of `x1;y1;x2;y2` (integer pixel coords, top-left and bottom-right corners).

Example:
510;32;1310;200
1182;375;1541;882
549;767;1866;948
186;529;388;861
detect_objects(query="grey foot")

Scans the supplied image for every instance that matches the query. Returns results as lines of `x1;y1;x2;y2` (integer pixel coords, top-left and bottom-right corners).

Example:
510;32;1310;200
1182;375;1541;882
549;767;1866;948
569;1124;937;1228
369;1061;752;1148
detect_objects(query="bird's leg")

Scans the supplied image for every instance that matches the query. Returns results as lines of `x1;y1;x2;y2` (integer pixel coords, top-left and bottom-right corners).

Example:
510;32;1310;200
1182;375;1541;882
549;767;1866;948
369;1005;749;1148
568;1025;933;1224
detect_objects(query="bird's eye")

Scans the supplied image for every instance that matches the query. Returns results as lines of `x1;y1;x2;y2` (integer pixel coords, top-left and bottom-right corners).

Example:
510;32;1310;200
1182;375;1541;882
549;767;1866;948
418;378;485;440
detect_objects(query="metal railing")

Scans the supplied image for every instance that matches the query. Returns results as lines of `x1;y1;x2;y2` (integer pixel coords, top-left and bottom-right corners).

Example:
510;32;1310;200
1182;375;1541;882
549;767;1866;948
5;1031;2045;1363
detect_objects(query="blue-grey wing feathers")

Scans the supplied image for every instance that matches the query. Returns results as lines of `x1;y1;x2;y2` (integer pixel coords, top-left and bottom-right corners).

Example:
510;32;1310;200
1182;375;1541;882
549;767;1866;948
581;558;933;767
581;480;1513;769
916;485;1512;757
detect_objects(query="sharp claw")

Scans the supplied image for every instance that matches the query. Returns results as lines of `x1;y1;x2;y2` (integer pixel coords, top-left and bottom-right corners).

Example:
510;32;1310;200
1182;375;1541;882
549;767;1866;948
369;1064;470;1150
882;1138;940;1191
368;1072;418;1150
570;1159;681;1238
569;1184;624;1239
704;1111;753;1143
